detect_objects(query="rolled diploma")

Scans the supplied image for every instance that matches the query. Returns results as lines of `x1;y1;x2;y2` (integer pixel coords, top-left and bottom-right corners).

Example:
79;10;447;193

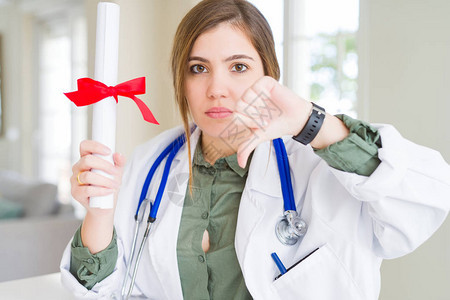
90;2;120;209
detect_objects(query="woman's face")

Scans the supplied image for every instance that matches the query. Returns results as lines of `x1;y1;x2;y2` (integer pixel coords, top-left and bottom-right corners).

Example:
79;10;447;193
184;22;265;140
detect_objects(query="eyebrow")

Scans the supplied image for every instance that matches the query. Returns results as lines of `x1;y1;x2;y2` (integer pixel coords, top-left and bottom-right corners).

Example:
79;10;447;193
188;54;255;63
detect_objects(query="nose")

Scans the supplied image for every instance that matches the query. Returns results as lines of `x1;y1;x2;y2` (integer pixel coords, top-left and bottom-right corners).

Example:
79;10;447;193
206;71;229;100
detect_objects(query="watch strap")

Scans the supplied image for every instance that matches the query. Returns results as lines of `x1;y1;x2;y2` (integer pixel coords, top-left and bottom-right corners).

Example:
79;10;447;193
292;103;326;145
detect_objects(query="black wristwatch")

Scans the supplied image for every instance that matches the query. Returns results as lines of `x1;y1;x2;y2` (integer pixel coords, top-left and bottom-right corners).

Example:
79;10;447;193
292;103;326;145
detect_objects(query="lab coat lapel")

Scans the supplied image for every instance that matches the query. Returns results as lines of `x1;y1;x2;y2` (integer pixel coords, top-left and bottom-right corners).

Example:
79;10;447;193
235;142;281;262
236;138;302;298
147;127;201;300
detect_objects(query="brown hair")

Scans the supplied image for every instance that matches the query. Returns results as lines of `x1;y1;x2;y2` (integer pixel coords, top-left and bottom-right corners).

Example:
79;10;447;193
170;0;280;194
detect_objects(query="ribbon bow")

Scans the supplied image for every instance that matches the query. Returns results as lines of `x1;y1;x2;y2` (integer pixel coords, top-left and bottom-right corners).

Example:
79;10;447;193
64;77;159;124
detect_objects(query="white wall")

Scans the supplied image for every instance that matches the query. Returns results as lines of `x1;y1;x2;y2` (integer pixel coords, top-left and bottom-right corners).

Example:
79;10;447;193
0;4;25;174
359;0;450;161
359;0;450;299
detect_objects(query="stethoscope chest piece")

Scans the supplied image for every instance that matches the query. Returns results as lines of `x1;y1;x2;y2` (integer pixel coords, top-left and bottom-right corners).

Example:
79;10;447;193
275;210;308;246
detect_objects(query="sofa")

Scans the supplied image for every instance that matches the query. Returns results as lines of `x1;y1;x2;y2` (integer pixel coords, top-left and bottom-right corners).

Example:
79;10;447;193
0;170;82;282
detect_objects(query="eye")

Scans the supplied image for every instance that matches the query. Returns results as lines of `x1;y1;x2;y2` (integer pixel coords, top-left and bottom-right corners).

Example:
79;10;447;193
231;63;248;73
190;64;207;74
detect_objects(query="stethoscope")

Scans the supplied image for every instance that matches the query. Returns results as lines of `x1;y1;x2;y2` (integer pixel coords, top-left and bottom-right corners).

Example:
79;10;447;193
120;131;308;299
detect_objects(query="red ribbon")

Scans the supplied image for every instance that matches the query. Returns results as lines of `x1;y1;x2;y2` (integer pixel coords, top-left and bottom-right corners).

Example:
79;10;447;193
64;77;159;124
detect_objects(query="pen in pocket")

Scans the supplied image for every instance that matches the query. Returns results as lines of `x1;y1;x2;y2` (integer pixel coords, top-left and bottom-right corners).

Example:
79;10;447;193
271;252;287;276
272;248;320;280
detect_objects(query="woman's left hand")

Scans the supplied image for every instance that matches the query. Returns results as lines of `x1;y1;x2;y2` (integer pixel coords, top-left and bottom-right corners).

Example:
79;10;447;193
234;76;312;168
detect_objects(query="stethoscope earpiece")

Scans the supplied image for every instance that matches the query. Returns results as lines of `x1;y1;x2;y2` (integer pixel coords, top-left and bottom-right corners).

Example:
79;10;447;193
275;210;308;246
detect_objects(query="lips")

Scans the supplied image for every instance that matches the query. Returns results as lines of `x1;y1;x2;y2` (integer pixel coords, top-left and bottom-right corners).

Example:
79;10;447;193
205;107;233;119
206;107;232;113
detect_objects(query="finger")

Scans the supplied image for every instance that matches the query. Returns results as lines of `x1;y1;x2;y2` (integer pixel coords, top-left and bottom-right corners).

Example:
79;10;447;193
113;152;126;169
239;86;278;129
238;87;272;120
251;76;277;95
233;112;263;130
237;129;266;168
240;87;260;106
77;170;120;189
70;177;114;206
237;99;273;129
236;93;271;129
246;87;271;110
79;186;115;204
241;79;273;115
113;153;126;187
236;97;259;119
80;140;111;157
76;154;118;175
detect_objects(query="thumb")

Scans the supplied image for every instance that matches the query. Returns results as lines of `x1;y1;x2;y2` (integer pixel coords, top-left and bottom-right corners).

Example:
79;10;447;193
113;152;126;169
237;129;265;168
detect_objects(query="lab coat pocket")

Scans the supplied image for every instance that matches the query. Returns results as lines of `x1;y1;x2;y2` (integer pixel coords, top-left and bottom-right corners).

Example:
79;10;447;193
272;243;363;300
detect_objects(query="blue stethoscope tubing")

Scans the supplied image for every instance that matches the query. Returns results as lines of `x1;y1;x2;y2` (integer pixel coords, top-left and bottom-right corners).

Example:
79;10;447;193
136;135;295;221
121;135;304;299
122;132;187;299
273;138;296;212
137;133;187;220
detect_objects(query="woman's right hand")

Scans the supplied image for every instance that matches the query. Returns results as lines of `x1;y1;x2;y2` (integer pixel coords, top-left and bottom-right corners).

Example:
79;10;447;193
71;140;126;214
71;140;126;254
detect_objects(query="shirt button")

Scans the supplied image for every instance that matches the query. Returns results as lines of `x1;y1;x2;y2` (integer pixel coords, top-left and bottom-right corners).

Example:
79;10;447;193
86;258;94;264
198;255;205;263
201;212;209;219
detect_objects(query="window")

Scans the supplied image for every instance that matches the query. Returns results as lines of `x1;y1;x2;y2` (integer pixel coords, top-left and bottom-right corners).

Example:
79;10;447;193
36;11;87;206
38;26;72;204
305;0;359;117
250;0;359;116
0;35;3;136
248;0;284;83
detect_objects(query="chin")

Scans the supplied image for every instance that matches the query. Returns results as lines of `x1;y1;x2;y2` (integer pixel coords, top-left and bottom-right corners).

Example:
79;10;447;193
206;123;249;141
198;125;226;138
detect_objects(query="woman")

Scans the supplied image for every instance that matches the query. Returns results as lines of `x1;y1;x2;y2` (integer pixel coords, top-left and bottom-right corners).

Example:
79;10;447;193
60;0;450;299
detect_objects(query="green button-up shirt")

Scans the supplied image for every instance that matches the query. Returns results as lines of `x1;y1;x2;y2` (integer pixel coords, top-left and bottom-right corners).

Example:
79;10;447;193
176;136;253;300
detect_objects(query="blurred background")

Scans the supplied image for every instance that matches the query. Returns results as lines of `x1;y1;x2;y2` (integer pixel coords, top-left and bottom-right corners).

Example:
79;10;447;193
0;0;448;298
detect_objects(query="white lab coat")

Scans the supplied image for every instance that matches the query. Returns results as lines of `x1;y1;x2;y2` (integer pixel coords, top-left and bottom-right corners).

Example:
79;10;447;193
61;124;450;300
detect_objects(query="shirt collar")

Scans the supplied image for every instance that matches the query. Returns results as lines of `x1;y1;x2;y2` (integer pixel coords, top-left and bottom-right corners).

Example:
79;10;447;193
193;133;253;178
